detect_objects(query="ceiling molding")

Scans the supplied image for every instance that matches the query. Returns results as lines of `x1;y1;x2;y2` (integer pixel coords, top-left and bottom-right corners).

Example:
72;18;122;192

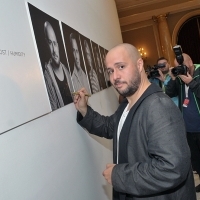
116;0;165;12
118;1;200;26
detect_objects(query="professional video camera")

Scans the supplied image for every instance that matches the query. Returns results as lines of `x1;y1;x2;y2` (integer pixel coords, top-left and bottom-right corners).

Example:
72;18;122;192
145;63;165;79
171;45;188;76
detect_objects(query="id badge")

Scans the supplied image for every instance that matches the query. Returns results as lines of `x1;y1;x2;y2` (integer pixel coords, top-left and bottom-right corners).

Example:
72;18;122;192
183;98;189;107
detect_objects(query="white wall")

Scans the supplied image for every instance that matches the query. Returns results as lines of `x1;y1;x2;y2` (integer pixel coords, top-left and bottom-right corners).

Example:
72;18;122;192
0;0;122;199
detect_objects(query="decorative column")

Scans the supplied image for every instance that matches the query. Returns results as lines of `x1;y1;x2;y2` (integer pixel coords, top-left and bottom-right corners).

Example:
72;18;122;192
152;14;174;65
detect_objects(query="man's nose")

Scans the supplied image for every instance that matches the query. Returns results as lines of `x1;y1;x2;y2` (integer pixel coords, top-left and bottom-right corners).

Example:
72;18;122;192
75;52;79;59
113;70;120;80
52;43;56;53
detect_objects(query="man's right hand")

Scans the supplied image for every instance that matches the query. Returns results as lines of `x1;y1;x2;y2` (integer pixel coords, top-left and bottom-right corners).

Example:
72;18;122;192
169;67;176;80
73;88;88;117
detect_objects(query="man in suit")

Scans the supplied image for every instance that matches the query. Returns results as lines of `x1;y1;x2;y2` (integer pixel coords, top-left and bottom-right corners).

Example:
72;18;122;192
73;43;196;200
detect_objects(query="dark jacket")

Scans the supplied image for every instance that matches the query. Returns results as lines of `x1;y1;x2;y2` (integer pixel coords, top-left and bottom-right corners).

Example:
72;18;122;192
165;64;200;113
77;84;196;200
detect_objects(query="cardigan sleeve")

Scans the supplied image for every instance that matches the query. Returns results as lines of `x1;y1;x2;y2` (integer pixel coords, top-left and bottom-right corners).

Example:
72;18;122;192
77;106;116;139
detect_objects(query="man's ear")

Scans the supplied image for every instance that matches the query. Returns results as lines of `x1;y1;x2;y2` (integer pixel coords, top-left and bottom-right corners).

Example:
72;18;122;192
137;58;144;72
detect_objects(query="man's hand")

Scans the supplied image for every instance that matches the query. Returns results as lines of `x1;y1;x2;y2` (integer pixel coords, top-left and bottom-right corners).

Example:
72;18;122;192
178;72;193;84
157;69;165;82
73;88;89;117
169;67;176;80
102;164;116;185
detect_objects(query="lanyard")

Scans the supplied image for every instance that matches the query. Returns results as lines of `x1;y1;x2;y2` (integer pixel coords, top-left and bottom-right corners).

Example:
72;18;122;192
185;84;189;98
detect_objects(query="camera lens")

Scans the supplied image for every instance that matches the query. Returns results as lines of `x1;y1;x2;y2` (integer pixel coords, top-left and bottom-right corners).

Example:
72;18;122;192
171;65;187;76
171;68;179;76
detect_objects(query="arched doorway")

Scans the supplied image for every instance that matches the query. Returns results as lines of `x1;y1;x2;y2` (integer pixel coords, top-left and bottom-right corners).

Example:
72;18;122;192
177;16;200;63
172;10;200;64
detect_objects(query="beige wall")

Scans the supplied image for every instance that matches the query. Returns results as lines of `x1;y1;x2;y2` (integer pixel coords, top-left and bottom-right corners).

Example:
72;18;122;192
122;25;159;68
121;7;200;67
122;20;161;68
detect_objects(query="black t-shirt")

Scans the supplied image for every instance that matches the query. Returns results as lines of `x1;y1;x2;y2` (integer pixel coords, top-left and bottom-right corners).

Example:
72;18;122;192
54;69;73;105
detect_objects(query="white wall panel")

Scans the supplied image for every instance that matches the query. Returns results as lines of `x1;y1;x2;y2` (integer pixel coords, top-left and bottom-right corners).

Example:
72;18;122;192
0;0;51;133
0;89;119;200
0;0;122;199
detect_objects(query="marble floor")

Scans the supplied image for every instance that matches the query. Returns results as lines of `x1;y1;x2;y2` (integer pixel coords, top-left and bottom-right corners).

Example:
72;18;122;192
194;173;200;200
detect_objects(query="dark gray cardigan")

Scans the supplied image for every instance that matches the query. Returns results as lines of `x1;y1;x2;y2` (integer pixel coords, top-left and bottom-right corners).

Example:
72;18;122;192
77;84;196;200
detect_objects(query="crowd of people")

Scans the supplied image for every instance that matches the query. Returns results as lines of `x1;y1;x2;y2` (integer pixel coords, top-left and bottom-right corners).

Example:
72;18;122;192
73;43;200;200
148;52;200;194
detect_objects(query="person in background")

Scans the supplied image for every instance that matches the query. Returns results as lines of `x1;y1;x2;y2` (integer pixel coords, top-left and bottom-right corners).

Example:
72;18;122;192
70;33;90;93
43;21;73;110
165;53;200;193
73;43;196;200
149;57;178;106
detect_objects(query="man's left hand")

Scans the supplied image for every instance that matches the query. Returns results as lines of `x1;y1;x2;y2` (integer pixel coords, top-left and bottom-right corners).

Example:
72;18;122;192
102;164;116;185
178;72;193;84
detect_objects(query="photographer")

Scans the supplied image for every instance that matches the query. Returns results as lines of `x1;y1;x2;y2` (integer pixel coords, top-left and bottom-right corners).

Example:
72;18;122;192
148;57;178;106
165;53;200;193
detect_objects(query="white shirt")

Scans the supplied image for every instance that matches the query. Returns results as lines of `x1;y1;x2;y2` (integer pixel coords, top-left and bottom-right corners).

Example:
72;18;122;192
71;64;90;93
117;104;129;163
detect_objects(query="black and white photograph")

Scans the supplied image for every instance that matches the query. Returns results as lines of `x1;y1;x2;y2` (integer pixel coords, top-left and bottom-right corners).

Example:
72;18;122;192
80;35;100;94
27;3;73;111
99;46;111;87
61;23;91;94
91;41;107;90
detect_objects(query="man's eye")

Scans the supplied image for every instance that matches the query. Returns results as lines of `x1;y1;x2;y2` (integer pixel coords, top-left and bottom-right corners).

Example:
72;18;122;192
53;41;58;46
119;65;124;69
48;40;52;45
107;70;113;75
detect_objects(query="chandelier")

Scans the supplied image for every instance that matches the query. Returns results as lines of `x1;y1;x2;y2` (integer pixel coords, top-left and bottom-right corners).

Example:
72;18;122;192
138;47;147;60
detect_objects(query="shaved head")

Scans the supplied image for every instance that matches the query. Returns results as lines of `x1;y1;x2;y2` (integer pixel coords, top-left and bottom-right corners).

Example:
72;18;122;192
174;53;191;66
44;21;60;67
107;43;141;65
174;53;194;75
182;53;192;62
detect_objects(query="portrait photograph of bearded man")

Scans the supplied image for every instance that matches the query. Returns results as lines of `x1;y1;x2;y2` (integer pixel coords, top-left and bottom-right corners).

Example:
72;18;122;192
27;3;73;111
91;41;107;90
61;23;91;94
80;35;100;94
97;45;109;88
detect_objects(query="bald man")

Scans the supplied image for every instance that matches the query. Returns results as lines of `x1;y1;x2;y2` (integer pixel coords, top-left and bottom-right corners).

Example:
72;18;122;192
166;53;200;193
74;44;196;199
43;21;73;111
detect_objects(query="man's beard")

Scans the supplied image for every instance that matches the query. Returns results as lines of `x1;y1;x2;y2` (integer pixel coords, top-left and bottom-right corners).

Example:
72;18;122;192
114;72;141;97
161;68;169;75
52;53;60;67
52;58;60;68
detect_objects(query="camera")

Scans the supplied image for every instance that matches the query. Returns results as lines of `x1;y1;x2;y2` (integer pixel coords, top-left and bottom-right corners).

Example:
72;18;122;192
171;45;188;76
146;63;165;79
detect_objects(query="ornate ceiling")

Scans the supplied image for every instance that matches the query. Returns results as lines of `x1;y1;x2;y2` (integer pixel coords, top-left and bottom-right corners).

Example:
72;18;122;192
114;0;200;26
